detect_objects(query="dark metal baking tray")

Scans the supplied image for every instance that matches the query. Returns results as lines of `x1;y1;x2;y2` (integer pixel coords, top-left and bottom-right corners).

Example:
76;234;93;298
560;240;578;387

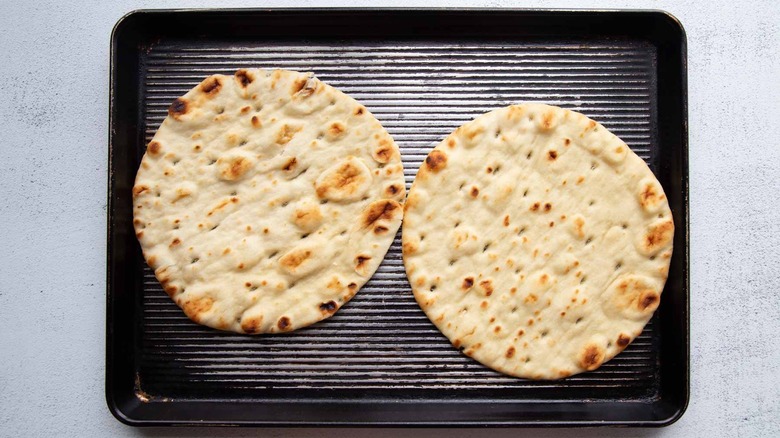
107;8;689;427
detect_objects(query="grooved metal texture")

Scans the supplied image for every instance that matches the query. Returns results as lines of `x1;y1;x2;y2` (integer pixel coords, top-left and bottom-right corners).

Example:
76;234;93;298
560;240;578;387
137;39;662;399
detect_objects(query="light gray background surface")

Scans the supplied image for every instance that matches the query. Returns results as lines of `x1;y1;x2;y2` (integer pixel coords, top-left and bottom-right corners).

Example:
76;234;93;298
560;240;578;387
0;0;778;437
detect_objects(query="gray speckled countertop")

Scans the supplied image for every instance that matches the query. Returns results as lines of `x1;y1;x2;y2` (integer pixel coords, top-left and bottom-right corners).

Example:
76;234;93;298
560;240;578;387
0;0;778;437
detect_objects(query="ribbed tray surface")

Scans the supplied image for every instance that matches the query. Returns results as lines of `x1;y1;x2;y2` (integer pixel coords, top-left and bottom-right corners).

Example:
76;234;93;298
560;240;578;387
138;39;660;399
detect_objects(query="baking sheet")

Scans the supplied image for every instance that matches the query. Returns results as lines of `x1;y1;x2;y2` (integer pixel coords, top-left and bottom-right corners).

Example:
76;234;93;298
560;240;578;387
107;8;689;426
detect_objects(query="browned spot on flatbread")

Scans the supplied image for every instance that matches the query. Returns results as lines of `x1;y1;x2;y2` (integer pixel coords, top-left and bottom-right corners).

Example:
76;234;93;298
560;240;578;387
355;254;371;272
506;346;516;358
294;76;319;98
291;77;308;94
641;184;656;201
613;277;662;314
251;116;262;128
155;266;170;285
147;141;162;156
530;202;540;212
548;150;558;160
385;184;400;196
169;238;181;247
402;241;418;256
640;220;674;255
226;133;240;146
319;300;338;314
354;106;365;116
540;110;555;130
639;182;666;210
132;185;150;197
235;69;254;87
280;249;312;270
277;316;291;331
639;292;659;310
168;97;190;120
216;318;229;331
199;76;222;96
424;150;447;172
579;344;605;371
292;205;322;231
361;200;400;229
281;157;297;171
219;156;252;181
181;296;213;322
373;138;396;163
316;160;368;199
275;124;302;145
207;198;236;216
507;105;524;120
617;334;631;348
270;70;282;88
463;124;484;141
479;279;494;297
503;215;510;226
373;225;389;234
167;98;189;120
404;192;419;211
241;316;263;334
470;186;479;198
573;217;585;238
326;122;347;140
462;277;474;290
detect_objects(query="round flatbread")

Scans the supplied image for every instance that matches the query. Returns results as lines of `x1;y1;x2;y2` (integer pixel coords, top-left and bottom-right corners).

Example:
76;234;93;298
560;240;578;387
402;103;673;379
133;69;405;334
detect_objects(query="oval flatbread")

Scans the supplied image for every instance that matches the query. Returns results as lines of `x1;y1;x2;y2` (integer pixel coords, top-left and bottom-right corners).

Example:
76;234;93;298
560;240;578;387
402;103;673;379
133;69;405;334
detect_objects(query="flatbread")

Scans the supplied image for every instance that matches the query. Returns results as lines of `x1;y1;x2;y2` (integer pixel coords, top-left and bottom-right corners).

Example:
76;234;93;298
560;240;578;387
402;103;673;379
133;69;405;334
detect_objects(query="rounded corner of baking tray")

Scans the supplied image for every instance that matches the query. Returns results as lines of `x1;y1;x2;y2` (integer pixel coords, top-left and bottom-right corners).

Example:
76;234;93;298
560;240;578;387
652;394;690;428
105;388;147;427
110;9;147;45
648;10;688;44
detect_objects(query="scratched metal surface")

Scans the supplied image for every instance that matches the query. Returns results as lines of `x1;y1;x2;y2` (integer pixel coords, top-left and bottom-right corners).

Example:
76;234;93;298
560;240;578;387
137;39;661;399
